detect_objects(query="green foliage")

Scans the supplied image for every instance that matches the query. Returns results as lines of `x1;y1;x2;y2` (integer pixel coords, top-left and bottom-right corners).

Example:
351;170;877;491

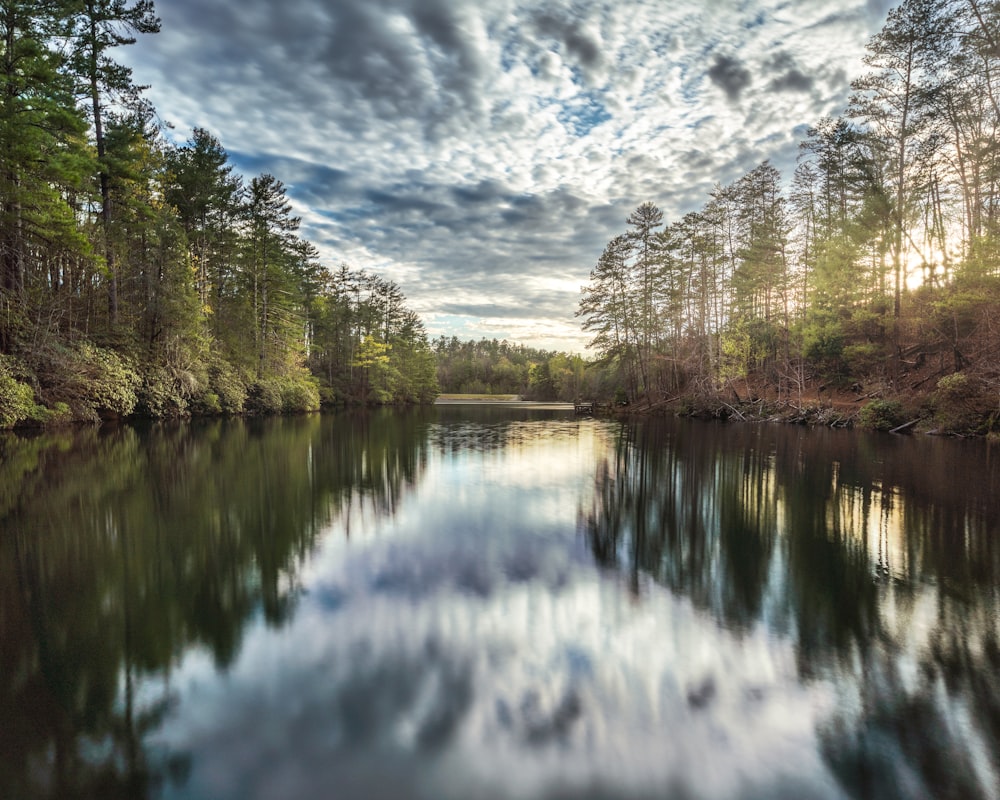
801;316;845;375
0;360;36;429
246;378;284;415
932;372;990;434
434;336;589;400
30;402;73;426
31;343;141;420
81;345;141;417
139;365;192;418
936;372;971;399
842;343;884;376
281;376;321;413
858;399;905;431
721;318;780;379
208;357;248;414
246;374;319;415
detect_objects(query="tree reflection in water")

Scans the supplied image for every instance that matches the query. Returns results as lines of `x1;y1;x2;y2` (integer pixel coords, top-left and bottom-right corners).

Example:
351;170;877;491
582;418;1000;798
0;410;432;799
2;410;999;799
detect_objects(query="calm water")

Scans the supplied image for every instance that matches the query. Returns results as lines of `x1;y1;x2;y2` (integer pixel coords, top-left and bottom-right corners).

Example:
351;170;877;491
2;407;999;799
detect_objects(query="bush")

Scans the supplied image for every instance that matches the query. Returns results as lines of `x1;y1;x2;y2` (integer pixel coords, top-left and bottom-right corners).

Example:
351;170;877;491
858;399;905;431
246;374;320;415
802;321;845;375
246;378;284;415
79;344;141;416
933;372;989;434
0;359;36;428
190;391;223;415
281;377;320;412
842;343;884;377
208;357;248;414
31;402;73;425
139;365;191;418
33;342;140;419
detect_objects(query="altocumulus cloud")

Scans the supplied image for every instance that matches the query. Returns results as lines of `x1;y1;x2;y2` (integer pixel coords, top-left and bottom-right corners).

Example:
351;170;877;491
125;0;894;351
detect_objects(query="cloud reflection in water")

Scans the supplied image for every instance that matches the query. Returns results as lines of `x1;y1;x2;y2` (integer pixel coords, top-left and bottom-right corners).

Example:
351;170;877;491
150;418;843;800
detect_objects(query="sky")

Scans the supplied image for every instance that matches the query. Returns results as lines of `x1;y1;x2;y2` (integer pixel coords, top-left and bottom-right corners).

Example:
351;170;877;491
123;0;895;353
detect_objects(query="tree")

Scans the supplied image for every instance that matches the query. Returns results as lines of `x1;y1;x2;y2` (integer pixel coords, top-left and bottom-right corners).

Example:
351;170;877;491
244;173;301;376
625;201;664;391
577;234;639;398
163;128;243;317
849;0;940;318
0;0;92;352
69;0;159;328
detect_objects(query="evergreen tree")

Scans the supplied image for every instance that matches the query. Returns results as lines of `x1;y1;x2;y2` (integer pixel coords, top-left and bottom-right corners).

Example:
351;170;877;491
68;0;159;329
0;0;91;352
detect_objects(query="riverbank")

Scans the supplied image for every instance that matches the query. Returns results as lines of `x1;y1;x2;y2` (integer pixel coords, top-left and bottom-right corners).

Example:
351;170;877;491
615;368;999;439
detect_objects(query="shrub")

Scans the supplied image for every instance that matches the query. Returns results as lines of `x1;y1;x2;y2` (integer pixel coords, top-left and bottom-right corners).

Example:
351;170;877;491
190;391;222;415
139;365;190;418
246;374;320;415
246;378;284;415
281;377;320;412
0;360;35;428
802;321;845;375
858;399;905;432
79;344;141;416
933;372;988;434
935;372;973;401
842;343;884;377
31;402;73;425
208;358;248;414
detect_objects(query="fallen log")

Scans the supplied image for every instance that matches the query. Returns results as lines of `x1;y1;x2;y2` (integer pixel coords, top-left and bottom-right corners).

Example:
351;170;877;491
889;419;920;434
722;402;746;420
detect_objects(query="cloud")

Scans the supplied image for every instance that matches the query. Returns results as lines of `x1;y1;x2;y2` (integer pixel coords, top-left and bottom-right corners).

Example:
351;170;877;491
765;52;816;93
123;0;891;352
707;54;752;101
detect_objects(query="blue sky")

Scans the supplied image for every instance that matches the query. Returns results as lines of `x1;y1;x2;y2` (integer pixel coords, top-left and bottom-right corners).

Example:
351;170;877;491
124;0;894;352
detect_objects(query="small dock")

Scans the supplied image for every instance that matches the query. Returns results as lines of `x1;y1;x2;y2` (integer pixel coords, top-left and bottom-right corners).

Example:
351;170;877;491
574;400;596;415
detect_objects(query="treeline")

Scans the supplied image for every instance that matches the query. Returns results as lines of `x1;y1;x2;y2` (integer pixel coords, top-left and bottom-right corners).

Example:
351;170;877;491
433;336;592;401
0;1;436;429
579;0;1000;431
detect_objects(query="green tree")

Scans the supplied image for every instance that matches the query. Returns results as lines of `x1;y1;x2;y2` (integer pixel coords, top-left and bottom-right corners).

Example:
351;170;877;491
244;173;302;377
69;0;159;329
163;128;243;317
0;0;92;352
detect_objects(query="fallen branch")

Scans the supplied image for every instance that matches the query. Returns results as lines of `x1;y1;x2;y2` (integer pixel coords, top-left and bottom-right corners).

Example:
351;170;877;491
722;402;746;420
889;418;920;434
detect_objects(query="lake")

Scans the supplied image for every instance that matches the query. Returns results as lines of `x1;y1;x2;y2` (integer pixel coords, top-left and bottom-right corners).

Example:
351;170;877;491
2;406;999;799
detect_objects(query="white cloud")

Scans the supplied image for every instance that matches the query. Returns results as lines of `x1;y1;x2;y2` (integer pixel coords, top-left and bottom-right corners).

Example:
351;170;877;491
125;0;888;352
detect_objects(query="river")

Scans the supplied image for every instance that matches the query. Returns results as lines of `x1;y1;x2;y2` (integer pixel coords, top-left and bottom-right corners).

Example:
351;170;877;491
2;406;998;799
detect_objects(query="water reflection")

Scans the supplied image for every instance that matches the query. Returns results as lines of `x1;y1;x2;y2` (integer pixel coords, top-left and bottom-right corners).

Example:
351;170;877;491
583;419;1000;798
0;411;432;799
1;411;999;799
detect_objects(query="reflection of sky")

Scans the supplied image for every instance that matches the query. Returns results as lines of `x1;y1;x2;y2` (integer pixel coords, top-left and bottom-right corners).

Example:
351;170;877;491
149;419;846;800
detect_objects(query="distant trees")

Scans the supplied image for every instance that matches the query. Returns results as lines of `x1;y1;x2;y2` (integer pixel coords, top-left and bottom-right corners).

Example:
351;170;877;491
432;337;589;401
580;0;1000;419
310;268;438;404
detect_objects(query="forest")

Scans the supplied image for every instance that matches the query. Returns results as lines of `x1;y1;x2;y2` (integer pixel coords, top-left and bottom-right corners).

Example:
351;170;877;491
432;336;592;400
0;0;437;429
577;0;1000;434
